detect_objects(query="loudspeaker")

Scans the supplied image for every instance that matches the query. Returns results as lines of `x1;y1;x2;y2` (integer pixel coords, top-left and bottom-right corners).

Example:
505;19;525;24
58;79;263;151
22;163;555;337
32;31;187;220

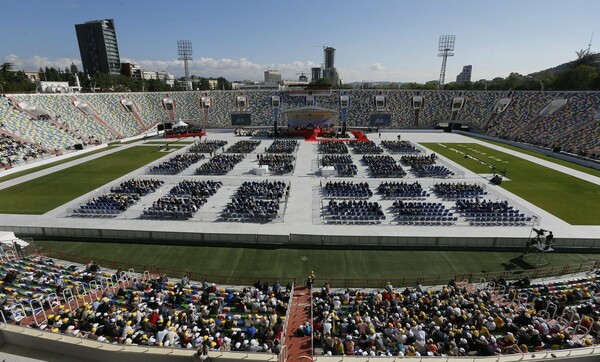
74;144;83;150
553;146;562;153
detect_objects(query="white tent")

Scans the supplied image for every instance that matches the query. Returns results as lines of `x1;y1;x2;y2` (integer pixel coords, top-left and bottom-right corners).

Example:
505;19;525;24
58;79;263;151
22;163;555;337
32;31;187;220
0;232;29;247
172;119;188;129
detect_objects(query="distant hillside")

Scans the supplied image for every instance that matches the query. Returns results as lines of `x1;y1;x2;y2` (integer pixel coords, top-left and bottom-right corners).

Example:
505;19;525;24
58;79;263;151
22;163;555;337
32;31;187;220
529;53;600;77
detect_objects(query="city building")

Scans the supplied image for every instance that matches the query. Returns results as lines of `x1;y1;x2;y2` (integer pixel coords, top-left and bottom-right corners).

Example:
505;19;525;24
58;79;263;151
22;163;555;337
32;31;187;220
120;63;141;79
75;19;121;76
264;70;281;83
456;65;473;83
322;46;340;86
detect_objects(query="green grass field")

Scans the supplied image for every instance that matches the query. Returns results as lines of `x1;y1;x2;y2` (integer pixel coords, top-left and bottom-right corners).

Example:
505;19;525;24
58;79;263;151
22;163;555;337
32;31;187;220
34;240;600;286
0;146;173;214
470;137;600;178
422;142;600;225
0;147;115;184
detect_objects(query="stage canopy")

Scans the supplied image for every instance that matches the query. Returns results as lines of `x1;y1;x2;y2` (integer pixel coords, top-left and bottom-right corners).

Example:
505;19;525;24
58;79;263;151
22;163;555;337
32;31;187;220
283;107;337;128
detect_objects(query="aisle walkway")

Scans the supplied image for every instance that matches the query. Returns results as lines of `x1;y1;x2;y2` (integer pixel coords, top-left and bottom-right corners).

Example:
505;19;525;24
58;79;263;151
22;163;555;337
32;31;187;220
282;286;313;361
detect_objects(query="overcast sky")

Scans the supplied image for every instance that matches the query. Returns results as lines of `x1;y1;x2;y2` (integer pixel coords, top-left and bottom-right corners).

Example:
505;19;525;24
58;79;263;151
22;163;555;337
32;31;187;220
1;0;598;82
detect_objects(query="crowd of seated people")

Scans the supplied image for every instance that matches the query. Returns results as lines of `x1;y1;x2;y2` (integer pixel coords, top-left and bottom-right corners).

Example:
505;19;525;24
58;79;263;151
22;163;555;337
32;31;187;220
411;165;454;178
257;154;295;175
324;199;385;224
362;155;406;178
321;155;357;177
189;140;228;154
221;180;288;222
165;125;204;136
323;181;373;198
196;154;244;175
110;179;164;196
381;140;421;154
319;141;348;154
225;140;261;154
312;274;600;357
433;182;487;199
455;198;530;225
266;140;298;154
74;178;164;216
400;154;437;166
378;181;427;198
169;180;222;197
349;140;383;154
221;198;281;222
0;256;291;354
142;180;221;219
237;180;289;200
74;194;140;216
0;134;48;167
148;154;205;175
392;200;456;225
142;196;207;220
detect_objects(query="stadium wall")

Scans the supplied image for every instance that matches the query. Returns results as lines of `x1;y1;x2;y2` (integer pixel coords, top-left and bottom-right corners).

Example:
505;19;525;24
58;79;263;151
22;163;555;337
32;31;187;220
2;225;600;251
0;323;599;362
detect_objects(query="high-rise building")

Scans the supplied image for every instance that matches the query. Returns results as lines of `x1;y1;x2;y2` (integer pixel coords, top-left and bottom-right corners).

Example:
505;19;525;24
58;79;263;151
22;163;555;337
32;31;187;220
75;19;121;76
311;67;322;82
322;46;340;86
456;65;472;83
264;70;281;83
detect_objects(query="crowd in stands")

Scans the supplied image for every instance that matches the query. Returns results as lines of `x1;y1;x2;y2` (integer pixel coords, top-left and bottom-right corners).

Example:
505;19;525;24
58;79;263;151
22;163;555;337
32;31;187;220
196;154;244;175
381;140;421;154
323;181;373;198
433;183;487;199
311;274;600;357
142;180;221;220
221;181;288;222
189;140;228;154
349;140;384;154
266;140;298;154
226;140;261;154
74;179;164;216
321;155;357;177
0;256;291;354
257;154;295;175
3;91;599;162
378;181;427;198
318;141;348;154
148;154;206;175
362;155;407;178
0;134;48;167
324;199;385;224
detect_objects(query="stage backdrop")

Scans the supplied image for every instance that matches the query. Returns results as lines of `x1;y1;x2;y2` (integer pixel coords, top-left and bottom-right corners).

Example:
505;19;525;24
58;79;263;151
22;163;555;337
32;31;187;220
284;107;336;128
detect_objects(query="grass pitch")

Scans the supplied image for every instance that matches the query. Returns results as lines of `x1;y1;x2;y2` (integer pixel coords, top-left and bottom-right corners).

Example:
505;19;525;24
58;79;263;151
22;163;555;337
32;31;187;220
0;146;173;214
421;142;600;225
35;240;600;285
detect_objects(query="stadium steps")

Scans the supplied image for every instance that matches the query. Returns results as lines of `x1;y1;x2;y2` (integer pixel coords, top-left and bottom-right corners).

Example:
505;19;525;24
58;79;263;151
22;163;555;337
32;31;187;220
282;286;313;361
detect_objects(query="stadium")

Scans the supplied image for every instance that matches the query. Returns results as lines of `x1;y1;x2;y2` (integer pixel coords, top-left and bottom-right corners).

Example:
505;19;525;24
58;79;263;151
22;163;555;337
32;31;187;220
0;88;599;362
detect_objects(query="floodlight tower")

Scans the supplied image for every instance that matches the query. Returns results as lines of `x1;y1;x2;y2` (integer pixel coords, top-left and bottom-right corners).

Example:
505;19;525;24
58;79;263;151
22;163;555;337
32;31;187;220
437;35;455;90
177;40;193;91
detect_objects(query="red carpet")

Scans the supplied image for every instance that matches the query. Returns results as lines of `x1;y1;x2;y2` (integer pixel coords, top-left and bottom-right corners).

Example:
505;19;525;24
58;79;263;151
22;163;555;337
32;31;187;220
282;286;313;361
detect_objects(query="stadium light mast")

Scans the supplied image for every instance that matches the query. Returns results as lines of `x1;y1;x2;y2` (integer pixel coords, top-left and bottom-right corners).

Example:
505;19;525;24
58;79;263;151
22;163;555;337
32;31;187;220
437;35;455;90
177;40;193;91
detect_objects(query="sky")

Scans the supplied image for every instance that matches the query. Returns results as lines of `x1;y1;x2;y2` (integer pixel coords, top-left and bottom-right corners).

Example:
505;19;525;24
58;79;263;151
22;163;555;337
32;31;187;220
1;0;598;83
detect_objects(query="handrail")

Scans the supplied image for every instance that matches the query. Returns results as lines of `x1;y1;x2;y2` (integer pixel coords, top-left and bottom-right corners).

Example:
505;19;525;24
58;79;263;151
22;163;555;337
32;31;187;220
29;297;48;327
